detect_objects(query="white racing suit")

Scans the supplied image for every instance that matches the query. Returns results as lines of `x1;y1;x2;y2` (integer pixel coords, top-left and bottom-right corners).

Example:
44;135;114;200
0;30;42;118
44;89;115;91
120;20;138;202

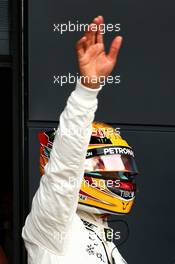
22;81;127;264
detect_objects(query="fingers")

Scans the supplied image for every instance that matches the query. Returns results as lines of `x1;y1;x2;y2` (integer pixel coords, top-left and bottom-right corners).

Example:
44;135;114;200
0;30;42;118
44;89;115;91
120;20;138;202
108;36;123;62
84;16;104;49
96;16;104;44
76;15;106;56
76;36;87;57
85;23;96;48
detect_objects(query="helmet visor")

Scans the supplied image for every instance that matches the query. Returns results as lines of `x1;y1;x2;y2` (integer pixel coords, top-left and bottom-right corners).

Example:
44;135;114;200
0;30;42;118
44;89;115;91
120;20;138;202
84;171;136;200
84;154;138;174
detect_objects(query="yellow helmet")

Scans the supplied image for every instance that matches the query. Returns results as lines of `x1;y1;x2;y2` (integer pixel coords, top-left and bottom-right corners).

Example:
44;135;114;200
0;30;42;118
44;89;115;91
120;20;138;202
78;122;139;215
38;122;139;215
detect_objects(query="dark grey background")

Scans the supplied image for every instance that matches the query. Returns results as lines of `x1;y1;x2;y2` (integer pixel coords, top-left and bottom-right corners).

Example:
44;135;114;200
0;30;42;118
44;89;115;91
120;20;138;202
0;0;10;54
27;0;175;263
28;0;175;125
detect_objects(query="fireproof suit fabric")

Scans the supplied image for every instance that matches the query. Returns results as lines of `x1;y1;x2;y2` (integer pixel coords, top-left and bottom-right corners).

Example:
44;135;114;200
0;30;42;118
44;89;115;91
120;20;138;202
22;81;127;264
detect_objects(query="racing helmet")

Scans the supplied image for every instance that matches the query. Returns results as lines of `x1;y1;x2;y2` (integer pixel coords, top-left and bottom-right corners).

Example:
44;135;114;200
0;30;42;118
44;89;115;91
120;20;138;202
78;122;139;215
38;122;139;215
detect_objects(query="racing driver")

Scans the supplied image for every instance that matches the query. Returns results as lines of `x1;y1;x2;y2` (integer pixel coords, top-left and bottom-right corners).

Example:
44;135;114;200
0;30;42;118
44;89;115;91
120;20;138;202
22;16;139;264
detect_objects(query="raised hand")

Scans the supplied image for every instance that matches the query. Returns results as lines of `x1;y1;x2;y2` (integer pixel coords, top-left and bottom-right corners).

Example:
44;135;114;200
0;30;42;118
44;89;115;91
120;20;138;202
76;16;123;88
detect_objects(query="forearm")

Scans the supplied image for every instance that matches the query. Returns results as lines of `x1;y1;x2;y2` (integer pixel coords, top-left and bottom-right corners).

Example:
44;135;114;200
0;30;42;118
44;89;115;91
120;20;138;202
22;81;101;254
46;80;102;185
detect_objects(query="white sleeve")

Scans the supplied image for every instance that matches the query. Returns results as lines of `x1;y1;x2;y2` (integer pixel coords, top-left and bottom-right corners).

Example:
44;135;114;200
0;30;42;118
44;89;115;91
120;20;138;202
22;81;102;254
